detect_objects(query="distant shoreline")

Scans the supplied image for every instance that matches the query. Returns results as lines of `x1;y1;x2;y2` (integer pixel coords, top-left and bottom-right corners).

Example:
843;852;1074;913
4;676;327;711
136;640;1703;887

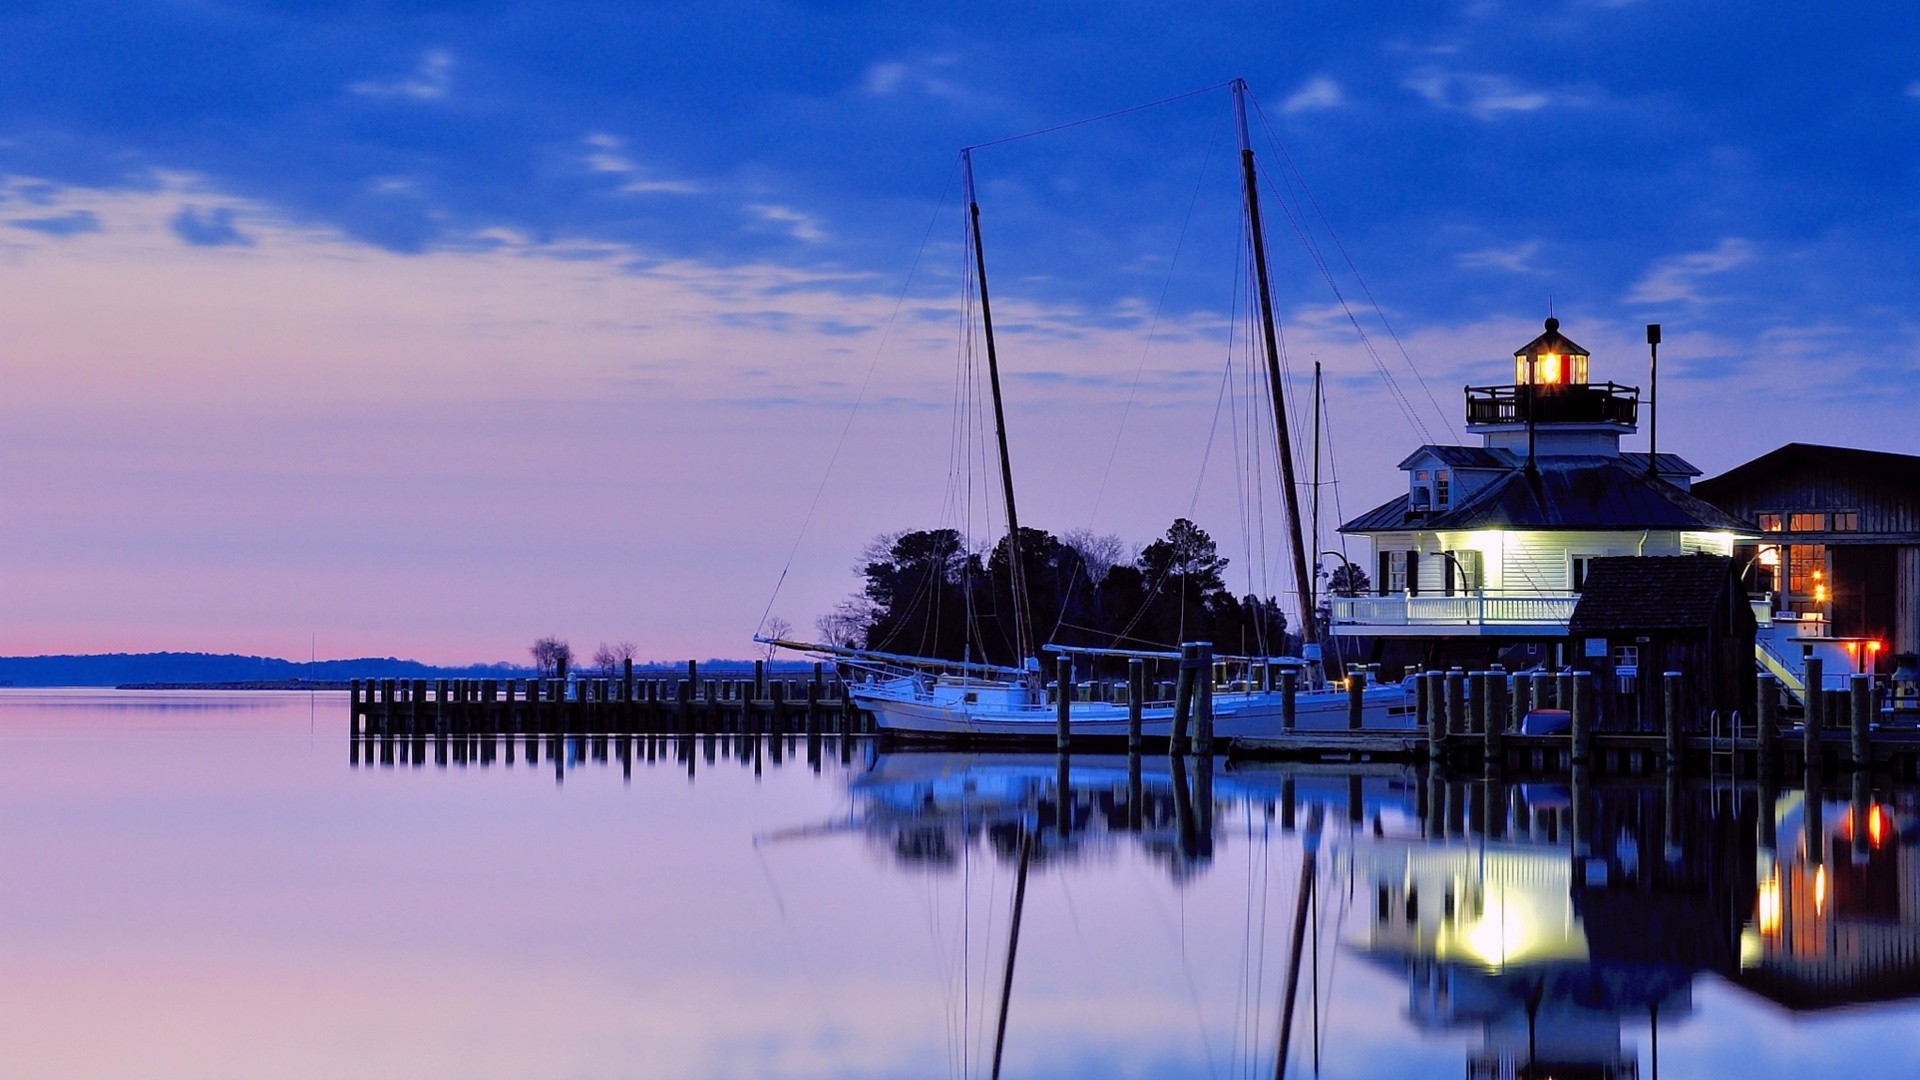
113;681;355;691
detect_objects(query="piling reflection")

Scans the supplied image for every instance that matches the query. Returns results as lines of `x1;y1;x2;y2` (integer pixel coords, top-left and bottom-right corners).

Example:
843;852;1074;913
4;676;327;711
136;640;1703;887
349;730;1920;1077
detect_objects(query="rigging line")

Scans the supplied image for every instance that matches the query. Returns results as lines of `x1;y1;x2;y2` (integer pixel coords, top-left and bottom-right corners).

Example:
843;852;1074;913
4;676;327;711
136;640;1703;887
1241;123;1435;451
963;81;1235;151
759;157;960;635
1250;95;1460;444
1254;122;1443;451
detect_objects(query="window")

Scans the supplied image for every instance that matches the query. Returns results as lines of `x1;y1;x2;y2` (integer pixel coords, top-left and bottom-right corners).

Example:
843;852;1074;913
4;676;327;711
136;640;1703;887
1833;511;1860;532
1789;512;1828;532
1758;512;1782;532
1613;644;1639;671
1388;551;1409;593
1414;469;1430;481
1445;549;1481;594
1435;470;1451;506
1788;544;1827;599
1571;555;1597;592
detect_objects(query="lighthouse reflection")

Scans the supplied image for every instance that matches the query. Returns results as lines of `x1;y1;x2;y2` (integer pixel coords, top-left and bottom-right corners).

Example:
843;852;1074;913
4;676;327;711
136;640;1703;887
839;751;1920;1078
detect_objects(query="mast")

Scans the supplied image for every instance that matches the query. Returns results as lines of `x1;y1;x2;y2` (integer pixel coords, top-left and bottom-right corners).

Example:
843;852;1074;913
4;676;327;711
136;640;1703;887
989;829;1034;1080
1233;79;1322;677
1310;360;1322;613
963;149;1036;672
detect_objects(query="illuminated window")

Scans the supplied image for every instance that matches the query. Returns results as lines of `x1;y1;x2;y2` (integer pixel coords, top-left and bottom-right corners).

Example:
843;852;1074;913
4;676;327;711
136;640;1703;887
1788;545;1827;598
1414;470;1430;481
1571;555;1597;592
1435;470;1451;506
1789;512;1827;532
1833;511;1859;532
1757;513;1782;532
1445;549;1481;594
1388;551;1409;593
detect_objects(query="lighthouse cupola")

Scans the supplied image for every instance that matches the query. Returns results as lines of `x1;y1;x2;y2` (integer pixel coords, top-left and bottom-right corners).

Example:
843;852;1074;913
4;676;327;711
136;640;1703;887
1464;317;1640;459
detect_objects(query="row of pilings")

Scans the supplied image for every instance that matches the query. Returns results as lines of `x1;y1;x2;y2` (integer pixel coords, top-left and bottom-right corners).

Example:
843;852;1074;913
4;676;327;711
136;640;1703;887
348;659;871;739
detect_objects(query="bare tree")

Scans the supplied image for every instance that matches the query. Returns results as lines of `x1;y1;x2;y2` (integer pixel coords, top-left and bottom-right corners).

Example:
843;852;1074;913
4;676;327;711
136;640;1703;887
816;597;875;648
762;617;793;661
591;643;619;677
1061;528;1127;584
530;636;573;677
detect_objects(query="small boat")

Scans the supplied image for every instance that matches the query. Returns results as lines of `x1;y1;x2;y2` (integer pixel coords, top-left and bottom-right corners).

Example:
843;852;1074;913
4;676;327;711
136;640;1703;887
762;81;1418;742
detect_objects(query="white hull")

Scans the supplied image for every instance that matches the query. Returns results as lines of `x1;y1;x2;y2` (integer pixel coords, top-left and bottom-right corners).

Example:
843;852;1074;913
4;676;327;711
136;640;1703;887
854;677;1416;740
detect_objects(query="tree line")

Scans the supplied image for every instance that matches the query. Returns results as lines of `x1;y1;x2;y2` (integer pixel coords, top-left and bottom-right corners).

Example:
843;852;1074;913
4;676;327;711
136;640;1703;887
815;518;1311;666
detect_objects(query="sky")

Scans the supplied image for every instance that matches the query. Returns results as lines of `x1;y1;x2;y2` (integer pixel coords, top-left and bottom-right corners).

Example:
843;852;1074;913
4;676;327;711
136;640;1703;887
2;1;1917;664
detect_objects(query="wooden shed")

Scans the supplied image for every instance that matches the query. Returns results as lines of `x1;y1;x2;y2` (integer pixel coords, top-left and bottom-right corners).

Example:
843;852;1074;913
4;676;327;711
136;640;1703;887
1694;443;1920;664
1567;555;1757;731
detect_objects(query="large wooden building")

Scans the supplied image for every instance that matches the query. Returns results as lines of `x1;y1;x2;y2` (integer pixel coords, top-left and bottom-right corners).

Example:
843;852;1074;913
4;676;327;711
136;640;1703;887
1694;443;1920;667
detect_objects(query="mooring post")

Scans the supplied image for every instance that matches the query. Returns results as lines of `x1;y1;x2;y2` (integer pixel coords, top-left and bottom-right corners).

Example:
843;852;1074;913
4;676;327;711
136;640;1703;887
1530;671;1551;713
1170;643;1196;756
1281;668;1298;731
1413;669;1429;734
1056;655;1073;755
1426;671;1447;761
1346;665;1364;731
1484;673;1505;771
1194;643;1215;756
1509;673;1527;736
1556;671;1576;719
1127;658;1144;756
1663;671;1683;769
1571;671;1592;766
1757;673;1778;773
1851;672;1872;770
1804;655;1825;770
1445;668;1466;737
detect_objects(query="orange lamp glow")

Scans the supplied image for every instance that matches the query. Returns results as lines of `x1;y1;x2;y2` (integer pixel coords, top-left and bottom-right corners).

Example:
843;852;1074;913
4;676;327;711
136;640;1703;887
1870;805;1887;848
1815;864;1828;915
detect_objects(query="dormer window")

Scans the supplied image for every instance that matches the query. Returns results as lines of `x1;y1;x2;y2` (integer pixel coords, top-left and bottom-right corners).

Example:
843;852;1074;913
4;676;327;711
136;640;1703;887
1434;470;1451;507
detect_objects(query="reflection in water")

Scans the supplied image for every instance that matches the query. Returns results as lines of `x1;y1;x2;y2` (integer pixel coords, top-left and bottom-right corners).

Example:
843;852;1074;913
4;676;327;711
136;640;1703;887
346;726;1920;1078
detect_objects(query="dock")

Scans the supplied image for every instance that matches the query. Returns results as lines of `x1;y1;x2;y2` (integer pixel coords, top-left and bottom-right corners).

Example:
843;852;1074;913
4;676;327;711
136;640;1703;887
348;660;872;738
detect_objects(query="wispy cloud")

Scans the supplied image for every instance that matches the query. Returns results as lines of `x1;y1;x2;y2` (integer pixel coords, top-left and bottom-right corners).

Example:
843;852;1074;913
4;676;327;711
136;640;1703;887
860;55;976;106
1403;70;1562;119
747;203;827;243
580;134;703;195
1458;240;1541;273
1281;76;1346;114
350;48;454;101
1626;238;1754;305
170;206;252;247
10;209;100;237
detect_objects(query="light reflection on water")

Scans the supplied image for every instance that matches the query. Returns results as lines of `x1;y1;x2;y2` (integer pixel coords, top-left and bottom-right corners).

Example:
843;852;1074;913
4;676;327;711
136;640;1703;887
2;689;1919;1079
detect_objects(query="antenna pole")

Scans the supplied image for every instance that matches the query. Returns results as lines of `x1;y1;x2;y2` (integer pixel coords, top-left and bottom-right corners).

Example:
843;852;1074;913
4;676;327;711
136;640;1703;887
1646;323;1662;477
1311;361;1323;644
1233;79;1321;677
963;149;1035;672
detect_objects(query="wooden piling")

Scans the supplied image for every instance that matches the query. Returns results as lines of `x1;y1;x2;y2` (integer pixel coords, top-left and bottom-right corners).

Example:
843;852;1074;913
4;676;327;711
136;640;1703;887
1281;669;1298;731
1170;644;1196;756
1195;643;1215;756
1346;665;1364;731
1663;671;1682;768
1804;655;1825;769
1127;658;1144;755
1851;672;1872;769
1056;656;1073;754
1757;672;1778;772
1571;671;1593;765
1445;669;1466;737
1425;671;1447;760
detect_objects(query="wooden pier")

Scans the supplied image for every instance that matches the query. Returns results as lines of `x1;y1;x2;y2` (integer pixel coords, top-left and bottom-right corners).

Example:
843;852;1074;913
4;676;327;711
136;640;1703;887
348;660;872;738
1232;668;1920;780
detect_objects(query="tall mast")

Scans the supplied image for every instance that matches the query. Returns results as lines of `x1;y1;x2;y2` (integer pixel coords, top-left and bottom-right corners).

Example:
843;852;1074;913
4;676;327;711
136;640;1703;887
963;149;1036;671
1310;360;1322;613
1233;79;1321;673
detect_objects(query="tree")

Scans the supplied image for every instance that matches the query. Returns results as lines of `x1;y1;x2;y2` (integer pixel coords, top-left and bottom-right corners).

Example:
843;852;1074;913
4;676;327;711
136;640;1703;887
860;529;980;661
1060;529;1127;585
591;640;638;676
1326;562;1371;597
530;636;573;677
761;617;793;660
817;597;874;648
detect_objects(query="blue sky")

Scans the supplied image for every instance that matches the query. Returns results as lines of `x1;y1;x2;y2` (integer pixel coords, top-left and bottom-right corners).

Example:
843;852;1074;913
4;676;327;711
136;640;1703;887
1;1;1916;660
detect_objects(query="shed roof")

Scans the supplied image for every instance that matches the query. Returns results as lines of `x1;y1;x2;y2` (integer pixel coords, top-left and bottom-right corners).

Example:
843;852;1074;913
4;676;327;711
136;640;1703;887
1567;555;1741;634
1341;458;1755;533
1695;442;1920;503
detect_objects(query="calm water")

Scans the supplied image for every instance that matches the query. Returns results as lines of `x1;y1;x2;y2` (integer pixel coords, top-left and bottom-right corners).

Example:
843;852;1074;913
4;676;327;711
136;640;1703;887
3;690;1919;1079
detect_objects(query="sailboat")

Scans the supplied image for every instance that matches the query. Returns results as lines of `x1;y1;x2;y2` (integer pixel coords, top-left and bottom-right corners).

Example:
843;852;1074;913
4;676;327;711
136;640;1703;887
761;81;1415;741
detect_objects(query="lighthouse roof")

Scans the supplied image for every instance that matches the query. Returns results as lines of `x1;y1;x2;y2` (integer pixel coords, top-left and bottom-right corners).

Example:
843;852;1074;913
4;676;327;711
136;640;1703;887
1515;316;1589;358
1340;457;1751;534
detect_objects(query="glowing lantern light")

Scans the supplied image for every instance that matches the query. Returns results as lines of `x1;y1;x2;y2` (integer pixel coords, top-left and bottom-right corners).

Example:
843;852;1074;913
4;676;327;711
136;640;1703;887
1815;864;1828;915
1870;804;1886;848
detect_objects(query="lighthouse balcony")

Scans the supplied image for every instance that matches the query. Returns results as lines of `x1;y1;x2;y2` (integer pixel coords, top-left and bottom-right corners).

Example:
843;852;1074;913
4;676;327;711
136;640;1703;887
1465;382;1639;429
1328;591;1579;637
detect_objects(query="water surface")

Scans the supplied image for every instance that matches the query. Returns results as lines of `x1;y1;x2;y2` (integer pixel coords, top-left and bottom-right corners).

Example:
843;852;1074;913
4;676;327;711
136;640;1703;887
2;690;1916;1078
